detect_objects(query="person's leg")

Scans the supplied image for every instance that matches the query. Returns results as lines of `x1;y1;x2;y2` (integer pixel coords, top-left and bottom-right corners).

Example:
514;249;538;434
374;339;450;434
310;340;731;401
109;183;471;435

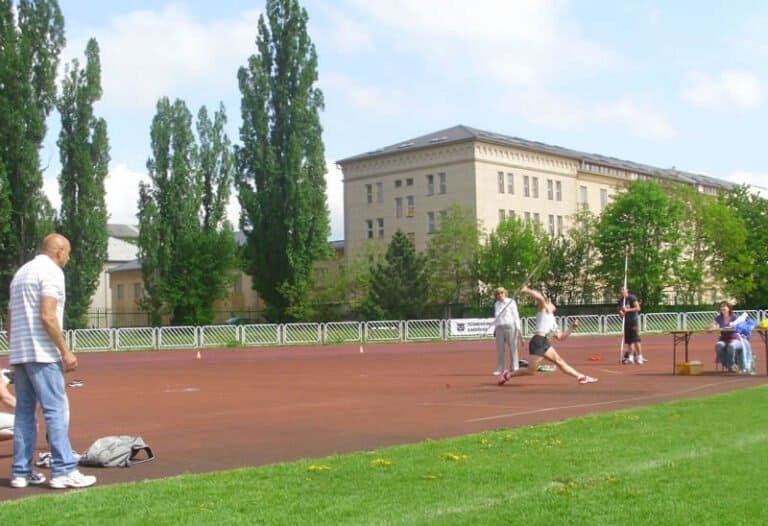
509;327;520;372
725;341;742;371
543;347;582;378
737;338;752;372
29;363;78;477
11;364;38;478
714;341;726;367
495;328;506;374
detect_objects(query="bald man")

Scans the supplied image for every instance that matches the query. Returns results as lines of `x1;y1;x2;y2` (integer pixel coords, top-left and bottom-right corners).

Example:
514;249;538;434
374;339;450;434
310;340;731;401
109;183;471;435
7;234;96;489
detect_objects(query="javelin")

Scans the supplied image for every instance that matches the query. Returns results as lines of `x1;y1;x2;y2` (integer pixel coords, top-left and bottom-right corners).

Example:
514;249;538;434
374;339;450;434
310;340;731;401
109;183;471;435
618;247;629;363
486;256;548;332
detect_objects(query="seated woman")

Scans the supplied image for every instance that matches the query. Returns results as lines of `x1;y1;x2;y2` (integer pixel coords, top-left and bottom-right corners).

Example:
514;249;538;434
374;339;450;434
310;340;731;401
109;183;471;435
706;301;744;372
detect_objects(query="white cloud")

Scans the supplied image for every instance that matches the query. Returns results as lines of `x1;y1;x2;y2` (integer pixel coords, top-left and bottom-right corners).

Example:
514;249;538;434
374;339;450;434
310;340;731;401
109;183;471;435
320;73;405;115
342;0;615;87
63;4;261;110
504;91;677;139
682;70;764;111
104;163;150;224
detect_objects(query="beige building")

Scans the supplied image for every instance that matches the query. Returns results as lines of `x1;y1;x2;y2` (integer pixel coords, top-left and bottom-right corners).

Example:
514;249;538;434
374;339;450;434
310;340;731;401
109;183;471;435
338;125;730;261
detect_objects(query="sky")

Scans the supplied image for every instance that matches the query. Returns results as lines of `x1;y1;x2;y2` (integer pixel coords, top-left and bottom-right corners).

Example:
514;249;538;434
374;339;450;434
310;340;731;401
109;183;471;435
41;0;768;241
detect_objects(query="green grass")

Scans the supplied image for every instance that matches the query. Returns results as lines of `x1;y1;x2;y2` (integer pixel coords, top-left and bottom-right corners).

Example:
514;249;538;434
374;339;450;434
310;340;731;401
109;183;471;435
3;386;768;525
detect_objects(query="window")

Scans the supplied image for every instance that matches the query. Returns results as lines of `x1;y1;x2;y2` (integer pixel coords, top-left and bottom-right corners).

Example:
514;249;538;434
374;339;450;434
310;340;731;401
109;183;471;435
395;179;402;188
377;218;384;238
406;195;415;217
555;181;562;201
376;182;384;203
438;172;447;194
406;232;415;244
533;212;540;224
427;212;436;233
426;174;434;196
365;184;373;204
532;177;539;198
507;173;514;194
499;209;506;222
547;179;554;200
117;284;124;300
600;188;608;210
557;215;564;236
523;175;530;197
497;172;505;193
524;211;531;223
366;219;373;239
579;185;588;206
395;197;403;218
233;274;242;294
508;209;515;218
406;177;413;186
133;283;143;300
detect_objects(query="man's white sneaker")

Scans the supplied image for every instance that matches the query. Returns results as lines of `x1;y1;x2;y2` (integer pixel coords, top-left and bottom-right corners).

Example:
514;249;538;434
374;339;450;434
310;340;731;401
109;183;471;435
622;356;634;365
493;370;502;376
10;471;46;488
49;469;96;489
636;356;647;365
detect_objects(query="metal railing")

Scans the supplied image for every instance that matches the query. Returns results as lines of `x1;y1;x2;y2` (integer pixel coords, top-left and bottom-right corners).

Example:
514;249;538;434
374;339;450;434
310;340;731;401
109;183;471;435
0;310;764;354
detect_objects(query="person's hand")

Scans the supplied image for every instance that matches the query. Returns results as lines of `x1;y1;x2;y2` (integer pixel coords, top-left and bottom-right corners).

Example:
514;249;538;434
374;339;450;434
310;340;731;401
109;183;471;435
61;349;77;372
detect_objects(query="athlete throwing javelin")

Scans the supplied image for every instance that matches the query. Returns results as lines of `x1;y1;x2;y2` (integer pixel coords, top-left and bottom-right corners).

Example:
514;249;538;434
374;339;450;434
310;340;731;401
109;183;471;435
498;285;597;385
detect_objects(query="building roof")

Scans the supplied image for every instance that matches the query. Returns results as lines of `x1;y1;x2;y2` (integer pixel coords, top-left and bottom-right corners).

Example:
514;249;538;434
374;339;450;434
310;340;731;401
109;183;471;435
108;236;139;262
108;259;141;273
107;224;139;239
337;124;733;190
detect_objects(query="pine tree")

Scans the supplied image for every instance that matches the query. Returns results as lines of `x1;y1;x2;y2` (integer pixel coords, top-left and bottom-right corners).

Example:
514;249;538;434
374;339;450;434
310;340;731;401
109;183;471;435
57;38;109;328
236;0;330;321
0;0;64;307
364;230;428;320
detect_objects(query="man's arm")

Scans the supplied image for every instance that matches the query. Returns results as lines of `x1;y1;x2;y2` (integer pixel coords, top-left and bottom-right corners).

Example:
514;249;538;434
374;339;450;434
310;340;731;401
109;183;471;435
40;296;77;371
0;381;15;409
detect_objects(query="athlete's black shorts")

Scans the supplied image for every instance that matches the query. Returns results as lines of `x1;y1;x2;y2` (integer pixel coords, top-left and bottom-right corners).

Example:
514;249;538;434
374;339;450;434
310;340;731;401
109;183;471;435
529;334;551;356
623;323;641;344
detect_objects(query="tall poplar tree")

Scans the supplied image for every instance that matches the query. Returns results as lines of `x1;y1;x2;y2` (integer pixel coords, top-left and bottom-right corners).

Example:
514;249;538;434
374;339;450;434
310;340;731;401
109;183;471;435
138;98;238;326
236;0;330;322
0;0;64;307
57;38;109;328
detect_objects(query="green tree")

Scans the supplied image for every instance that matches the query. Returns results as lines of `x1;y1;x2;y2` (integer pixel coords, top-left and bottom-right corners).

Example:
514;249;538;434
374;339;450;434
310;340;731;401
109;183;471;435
595;180;683;305
0;0;64;307
138;98;238;325
424;204;481;316
236;0;330;322
720;185;768;306
57;38;109;328
363;230;428;320
539;209;599;304
476;216;546;296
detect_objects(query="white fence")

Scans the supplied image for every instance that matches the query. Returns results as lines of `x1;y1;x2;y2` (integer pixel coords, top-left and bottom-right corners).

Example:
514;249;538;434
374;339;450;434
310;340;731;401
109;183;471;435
0;310;764;354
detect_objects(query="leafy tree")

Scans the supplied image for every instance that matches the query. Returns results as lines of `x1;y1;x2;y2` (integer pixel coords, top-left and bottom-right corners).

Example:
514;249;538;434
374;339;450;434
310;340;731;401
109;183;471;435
0;0;64;307
594;180;684;305
476;216;546;297
138;98;238;325
236;0;330;322
57;38;109;328
363;230;428;320
424;204;481;316
720;185;768;306
669;183;751;304
539;209;599;304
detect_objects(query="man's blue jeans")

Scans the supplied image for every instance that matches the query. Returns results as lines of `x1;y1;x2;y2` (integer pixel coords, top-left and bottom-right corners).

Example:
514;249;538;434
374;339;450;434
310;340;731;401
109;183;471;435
11;362;77;478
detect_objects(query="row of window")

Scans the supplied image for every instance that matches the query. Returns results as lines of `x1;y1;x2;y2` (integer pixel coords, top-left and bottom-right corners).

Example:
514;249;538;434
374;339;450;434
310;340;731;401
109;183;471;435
497;172;563;201
365;209;445;240
366;173;448;204
498;210;566;237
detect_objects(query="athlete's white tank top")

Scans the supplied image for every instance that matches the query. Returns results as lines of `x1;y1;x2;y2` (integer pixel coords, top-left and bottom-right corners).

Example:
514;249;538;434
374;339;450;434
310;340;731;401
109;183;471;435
535;311;557;336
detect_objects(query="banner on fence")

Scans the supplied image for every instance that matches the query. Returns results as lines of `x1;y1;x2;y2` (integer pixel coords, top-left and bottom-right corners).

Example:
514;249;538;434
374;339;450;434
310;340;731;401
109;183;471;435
448;318;494;337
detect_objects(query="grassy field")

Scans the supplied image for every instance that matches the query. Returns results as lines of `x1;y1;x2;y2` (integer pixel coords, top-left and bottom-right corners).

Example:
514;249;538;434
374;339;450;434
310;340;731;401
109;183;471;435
2;386;767;525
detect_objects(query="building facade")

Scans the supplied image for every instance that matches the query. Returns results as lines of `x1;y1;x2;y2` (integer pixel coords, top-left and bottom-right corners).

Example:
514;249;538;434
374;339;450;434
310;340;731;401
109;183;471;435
338;125;730;261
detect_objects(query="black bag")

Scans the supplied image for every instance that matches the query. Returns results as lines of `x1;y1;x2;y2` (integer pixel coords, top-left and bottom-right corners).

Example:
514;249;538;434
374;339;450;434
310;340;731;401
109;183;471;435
79;435;155;467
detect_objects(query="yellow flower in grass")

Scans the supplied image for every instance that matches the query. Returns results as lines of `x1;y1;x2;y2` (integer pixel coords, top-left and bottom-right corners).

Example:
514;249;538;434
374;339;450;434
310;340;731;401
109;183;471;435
441;452;468;462
478;437;492;448
422;473;443;480
371;458;393;467
307;464;331;472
